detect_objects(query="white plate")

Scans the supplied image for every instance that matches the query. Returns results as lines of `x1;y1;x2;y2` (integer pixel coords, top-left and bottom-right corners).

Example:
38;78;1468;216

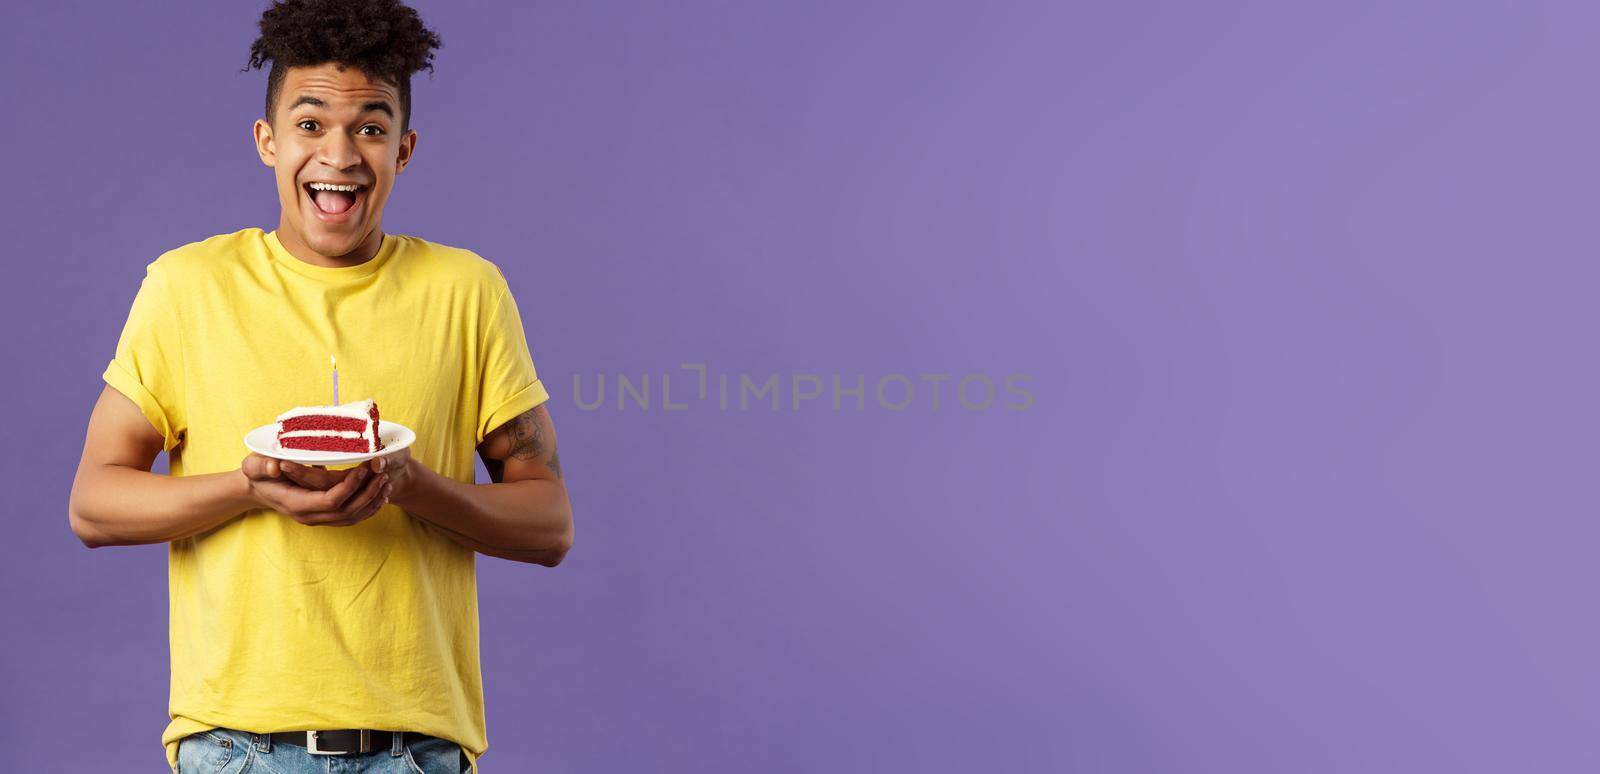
244;421;416;466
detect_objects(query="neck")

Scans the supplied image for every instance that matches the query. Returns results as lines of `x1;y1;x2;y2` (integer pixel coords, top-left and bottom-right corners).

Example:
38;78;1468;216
274;219;385;268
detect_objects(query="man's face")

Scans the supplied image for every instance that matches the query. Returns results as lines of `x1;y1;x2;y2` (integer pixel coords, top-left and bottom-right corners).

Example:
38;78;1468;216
252;63;416;260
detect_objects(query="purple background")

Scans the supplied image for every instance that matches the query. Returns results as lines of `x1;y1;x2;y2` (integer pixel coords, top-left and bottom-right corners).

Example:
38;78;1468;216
1;1;1594;771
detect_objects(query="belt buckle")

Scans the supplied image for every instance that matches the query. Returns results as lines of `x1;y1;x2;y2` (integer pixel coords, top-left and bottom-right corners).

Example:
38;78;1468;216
306;729;369;755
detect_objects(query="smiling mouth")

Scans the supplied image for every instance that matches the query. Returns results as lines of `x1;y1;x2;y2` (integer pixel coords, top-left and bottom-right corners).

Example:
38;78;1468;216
304;182;369;219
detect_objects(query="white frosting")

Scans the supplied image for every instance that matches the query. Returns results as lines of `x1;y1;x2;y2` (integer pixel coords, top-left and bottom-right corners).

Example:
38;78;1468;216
275;398;376;423
279;430;366;439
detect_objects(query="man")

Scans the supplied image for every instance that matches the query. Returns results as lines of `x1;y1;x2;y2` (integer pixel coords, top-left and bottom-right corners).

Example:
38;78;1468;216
66;1;573;771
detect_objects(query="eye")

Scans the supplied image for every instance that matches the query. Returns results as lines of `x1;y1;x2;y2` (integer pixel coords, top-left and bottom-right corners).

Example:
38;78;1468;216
358;124;385;136
297;119;318;132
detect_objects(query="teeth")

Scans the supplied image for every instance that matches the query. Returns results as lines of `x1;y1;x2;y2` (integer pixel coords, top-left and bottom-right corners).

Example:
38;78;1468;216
308;182;360;192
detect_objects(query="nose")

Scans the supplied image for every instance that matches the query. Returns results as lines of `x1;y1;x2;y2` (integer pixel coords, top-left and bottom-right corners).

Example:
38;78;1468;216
315;131;363;171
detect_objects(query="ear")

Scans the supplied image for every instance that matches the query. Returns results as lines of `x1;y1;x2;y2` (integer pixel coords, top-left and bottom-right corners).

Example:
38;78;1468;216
253;118;276;167
395;129;418;174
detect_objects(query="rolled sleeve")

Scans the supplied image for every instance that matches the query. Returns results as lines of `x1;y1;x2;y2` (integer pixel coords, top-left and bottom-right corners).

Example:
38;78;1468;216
103;262;186;451
475;279;550;444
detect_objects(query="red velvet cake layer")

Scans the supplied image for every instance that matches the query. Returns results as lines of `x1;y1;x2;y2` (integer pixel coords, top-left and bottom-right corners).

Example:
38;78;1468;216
369;404;384;451
281;416;368;433
275;399;384;454
279;435;372;452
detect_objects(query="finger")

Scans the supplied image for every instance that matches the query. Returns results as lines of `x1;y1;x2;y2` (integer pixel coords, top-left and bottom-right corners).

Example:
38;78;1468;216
281;461;347;491
333;474;389;524
278;461;319;489
299;496;384;527
316;465;371;511
301;470;385;523
242;454;281;481
259;479;365;522
281;473;357;516
372;451;406;473
315;483;391;526
337;470;388;518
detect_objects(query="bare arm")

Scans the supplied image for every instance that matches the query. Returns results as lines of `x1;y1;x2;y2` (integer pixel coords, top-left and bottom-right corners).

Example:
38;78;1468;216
382;403;573;566
69;385;392;547
68;386;256;546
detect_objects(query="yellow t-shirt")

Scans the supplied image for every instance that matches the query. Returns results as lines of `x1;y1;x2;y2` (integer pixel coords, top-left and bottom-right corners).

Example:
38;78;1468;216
101;227;550;772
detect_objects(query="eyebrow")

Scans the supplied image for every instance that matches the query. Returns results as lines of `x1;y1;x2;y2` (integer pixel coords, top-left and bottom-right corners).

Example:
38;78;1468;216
288;95;394;118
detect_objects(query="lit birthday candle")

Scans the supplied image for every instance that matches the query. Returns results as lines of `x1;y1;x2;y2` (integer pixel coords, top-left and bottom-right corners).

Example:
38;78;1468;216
331;355;339;405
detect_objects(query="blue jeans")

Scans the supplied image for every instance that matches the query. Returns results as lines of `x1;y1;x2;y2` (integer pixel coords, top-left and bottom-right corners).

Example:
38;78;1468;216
176;727;471;773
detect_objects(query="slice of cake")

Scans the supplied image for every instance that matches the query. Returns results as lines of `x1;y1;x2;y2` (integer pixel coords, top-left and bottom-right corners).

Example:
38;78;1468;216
275;398;384;453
